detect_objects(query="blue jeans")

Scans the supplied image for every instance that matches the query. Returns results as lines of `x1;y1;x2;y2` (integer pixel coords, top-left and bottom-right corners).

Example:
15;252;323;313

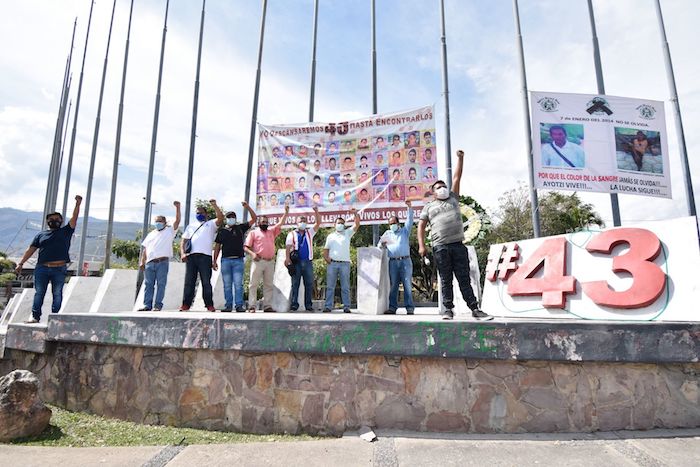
143;260;169;309
389;257;414;312
32;264;67;320
183;254;213;307
325;261;351;309
434;242;478;311
291;259;314;310
221;257;245;308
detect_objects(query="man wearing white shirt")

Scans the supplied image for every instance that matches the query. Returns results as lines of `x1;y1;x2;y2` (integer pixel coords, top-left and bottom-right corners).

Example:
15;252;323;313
541;125;585;168
138;201;181;311
179;199;224;312
322;208;360;313
285;206;321;312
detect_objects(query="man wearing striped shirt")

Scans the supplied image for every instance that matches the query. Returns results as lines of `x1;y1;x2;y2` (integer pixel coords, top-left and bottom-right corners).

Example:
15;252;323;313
417;150;492;321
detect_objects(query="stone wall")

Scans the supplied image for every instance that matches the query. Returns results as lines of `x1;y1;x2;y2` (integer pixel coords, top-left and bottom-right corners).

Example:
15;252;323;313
1;344;698;435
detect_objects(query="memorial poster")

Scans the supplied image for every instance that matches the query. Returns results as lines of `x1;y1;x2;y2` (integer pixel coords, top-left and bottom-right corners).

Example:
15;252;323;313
531;91;671;199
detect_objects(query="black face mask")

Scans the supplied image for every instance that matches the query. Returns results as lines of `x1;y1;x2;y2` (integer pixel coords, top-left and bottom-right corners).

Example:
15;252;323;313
260;224;269;231
47;220;61;229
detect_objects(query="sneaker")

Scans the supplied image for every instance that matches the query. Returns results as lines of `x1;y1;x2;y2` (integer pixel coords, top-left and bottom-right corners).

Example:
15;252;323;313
206;306;216;312
221;307;233;312
179;305;190;312
153;307;162;311
24;318;40;324
343;307;351;314
472;309;493;321
384;309;396;315
235;305;246;312
290;305;299;312
304;308;313;312
247;306;257;313
322;308;331;313
137;307;151;312
263;307;275;313
406;309;415;315
441;309;454;320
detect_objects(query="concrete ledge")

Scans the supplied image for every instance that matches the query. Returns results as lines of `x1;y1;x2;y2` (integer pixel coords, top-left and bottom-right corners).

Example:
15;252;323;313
46;313;700;363
4;323;49;353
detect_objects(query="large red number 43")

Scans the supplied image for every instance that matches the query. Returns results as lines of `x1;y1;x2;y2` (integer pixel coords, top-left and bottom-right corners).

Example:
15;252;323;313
507;237;576;308
581;228;665;308
506;228;666;309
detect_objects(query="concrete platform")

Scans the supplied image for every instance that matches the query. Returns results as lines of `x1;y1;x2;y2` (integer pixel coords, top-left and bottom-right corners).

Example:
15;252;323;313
4;323;48;353
41;310;700;363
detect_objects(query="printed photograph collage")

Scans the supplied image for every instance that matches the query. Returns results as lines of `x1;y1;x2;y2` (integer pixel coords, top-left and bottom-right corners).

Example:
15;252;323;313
256;129;438;211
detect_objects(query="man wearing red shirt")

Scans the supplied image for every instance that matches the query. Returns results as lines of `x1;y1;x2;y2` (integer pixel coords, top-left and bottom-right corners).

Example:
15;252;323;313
244;205;289;312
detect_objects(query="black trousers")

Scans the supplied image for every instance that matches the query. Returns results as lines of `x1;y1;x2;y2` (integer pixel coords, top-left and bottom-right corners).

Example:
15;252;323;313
433;242;478;311
183;253;213;307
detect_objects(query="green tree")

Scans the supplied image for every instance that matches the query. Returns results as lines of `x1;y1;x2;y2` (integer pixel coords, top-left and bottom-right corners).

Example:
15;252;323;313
0;251;16;287
489;184;604;243
111;239;141;268
195;198;224;220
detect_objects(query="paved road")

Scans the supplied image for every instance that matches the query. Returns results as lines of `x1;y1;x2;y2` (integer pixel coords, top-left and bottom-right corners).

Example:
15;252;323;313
1;429;698;466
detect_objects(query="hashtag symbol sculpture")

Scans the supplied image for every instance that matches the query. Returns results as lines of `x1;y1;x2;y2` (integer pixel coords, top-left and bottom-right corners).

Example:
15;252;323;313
498;243;520;279
485;243;520;282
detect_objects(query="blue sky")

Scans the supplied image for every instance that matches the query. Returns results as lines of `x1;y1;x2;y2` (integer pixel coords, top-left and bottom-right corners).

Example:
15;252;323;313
1;0;698;229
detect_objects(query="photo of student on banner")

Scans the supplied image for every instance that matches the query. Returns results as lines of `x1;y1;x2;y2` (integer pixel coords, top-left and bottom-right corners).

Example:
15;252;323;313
404;131;420;148
341;139;356;152
373;135;387;150
372;168;388;186
615;128;664;174
540;123;586;168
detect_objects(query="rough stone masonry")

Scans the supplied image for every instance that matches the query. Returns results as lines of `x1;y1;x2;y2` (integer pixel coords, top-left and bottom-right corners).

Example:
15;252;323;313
1;344;698;435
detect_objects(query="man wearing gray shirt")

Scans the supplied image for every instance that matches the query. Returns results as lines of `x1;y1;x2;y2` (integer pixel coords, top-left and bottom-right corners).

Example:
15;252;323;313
417;150;492;321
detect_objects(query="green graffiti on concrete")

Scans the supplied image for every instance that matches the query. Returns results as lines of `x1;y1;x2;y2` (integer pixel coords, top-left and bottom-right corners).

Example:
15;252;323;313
106;318;128;344
257;321;499;356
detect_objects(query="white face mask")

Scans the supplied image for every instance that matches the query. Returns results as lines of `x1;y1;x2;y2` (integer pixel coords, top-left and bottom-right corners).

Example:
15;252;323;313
226;218;237;226
335;224;345;232
390;224;399;233
298;222;307;230
435;187;449;200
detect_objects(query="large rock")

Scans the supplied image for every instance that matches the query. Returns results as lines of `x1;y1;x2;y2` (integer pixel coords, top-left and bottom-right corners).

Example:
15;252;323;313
0;369;52;441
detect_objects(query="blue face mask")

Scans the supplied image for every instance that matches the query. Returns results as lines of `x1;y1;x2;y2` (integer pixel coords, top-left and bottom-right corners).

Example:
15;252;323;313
226;218;237;226
196;213;207;222
335;224;345;232
390;224;399;233
154;222;165;230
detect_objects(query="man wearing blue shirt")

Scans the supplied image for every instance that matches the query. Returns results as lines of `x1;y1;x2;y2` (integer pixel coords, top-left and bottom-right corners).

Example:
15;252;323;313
379;200;415;315
285;206;321;312
15;195;83;323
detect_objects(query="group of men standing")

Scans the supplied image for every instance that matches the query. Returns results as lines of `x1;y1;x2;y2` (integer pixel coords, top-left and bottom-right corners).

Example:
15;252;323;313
17;150;491;321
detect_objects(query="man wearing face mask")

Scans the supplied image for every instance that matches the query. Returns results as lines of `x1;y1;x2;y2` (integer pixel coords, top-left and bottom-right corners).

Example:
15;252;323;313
285;206;321;312
212;202;257;312
322;208;360;313
379;200;414;315
417;150;492;321
180;200;224;312
244;205;289;312
15;195;83;323
138;201;181;311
